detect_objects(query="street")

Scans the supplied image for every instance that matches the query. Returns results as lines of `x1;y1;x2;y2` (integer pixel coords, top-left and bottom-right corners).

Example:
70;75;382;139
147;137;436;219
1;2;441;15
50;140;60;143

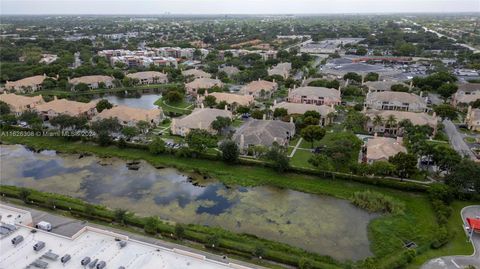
422;205;480;269
443;119;477;160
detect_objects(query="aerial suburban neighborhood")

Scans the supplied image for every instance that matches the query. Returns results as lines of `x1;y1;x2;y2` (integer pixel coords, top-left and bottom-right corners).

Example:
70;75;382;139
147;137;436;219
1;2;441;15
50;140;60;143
0;2;479;269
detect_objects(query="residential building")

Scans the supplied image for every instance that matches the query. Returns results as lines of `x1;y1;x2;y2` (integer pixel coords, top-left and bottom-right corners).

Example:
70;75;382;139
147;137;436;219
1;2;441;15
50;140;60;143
287;86;341;106
0;93;45;115
182;69;212;79
268;62;292;79
365;91;428;112
39;54;58;65
452;83;480;107
185;78;224;96
5;75;48;92
68;75;115;90
364;136;407;164
232;119;295;152
171;108;232;136
364;109;438;136
239;79;278;99
94;105;163;126
465;106;480;132
219;66;240;77
203;92;254;107
272;101;335;126
364;80;410;92
126;71;168;84
34;97;98;120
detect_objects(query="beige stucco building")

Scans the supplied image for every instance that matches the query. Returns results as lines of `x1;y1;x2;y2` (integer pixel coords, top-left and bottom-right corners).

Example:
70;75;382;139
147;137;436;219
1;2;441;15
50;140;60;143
0;93;45;115
94;105;163;126
171;108;232;136
126;71;168;84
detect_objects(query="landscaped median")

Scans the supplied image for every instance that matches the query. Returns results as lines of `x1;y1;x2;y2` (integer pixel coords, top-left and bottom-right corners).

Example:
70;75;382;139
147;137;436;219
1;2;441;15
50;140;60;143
0;134;476;269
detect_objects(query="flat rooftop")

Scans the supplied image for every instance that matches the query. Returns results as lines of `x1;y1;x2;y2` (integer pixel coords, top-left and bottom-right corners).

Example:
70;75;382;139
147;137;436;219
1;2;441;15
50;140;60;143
0;225;250;269
0;204;252;269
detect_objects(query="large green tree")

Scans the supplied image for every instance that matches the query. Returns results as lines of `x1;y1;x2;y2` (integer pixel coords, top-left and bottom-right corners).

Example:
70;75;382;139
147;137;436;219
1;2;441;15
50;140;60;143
301;125;326;147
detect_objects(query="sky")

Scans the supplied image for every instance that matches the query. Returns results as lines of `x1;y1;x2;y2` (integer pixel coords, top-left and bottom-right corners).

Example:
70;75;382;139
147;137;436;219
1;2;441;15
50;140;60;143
1;0;479;15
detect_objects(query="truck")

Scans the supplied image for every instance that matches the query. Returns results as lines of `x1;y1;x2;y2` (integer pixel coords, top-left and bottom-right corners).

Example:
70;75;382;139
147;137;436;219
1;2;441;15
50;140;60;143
35;221;52;232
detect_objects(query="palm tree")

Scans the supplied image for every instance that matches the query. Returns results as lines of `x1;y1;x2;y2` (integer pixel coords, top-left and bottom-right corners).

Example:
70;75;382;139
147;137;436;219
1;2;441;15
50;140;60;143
372;115;383;132
386;115;397;136
386;115;397;128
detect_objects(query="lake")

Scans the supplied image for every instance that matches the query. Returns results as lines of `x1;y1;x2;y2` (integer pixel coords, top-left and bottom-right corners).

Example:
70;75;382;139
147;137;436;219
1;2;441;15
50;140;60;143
0;144;377;260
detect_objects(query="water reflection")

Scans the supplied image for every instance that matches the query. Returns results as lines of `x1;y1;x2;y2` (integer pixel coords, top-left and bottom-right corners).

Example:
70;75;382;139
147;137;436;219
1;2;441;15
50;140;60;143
95;94;162;109
0;144;376;261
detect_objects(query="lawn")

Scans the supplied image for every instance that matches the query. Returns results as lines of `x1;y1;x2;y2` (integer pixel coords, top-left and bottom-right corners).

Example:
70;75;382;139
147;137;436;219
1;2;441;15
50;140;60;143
290;149;315;169
405;201;474;269
154;97;194;115
1;134;477;268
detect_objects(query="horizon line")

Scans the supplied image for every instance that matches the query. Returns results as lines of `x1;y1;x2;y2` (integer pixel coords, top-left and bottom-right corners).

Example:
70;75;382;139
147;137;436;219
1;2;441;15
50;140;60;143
2;11;480;16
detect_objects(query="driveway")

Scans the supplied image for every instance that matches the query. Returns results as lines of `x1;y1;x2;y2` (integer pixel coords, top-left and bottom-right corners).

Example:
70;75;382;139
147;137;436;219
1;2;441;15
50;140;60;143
443;119;476;160
422;205;480;269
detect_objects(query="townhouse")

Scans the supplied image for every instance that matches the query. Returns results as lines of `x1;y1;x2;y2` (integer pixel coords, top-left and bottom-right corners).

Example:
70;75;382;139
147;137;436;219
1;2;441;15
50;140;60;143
287;86;341;106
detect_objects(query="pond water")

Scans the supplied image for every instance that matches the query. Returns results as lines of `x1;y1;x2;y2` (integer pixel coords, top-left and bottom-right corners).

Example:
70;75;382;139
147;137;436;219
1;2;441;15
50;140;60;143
95;94;162;109
0;144;377;261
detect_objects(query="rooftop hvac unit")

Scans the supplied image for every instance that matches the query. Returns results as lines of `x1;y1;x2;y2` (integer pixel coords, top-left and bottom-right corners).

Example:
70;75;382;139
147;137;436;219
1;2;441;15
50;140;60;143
119;241;127;248
96;261;107;269
29;259;48;269
33;241;46;251
61;254;71;264
42;250;59;260
11;235;23;246
88;258;99;268
81;256;91;266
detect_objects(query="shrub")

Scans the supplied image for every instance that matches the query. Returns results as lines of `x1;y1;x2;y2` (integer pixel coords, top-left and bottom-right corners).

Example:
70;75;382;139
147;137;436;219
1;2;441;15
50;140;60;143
351;190;405;215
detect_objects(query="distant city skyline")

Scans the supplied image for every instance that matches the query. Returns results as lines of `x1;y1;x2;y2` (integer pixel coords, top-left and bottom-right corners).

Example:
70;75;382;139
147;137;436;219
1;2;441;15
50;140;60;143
1;0;479;15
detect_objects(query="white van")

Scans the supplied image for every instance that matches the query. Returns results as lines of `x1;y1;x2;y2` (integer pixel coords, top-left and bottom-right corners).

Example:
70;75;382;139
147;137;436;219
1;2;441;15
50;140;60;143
35;221;52;232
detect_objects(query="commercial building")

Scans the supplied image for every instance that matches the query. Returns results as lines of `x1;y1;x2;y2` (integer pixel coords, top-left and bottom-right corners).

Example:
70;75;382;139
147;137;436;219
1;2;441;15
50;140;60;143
0;204;253;269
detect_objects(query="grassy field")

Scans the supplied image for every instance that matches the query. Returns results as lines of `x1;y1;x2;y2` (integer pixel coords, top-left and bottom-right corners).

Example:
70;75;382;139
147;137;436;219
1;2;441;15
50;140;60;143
405;201;474;269
0;134;477;268
154;97;194;115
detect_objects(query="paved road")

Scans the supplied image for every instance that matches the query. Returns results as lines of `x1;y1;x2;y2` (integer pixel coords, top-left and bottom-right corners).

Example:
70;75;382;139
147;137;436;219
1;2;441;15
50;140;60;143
443;119;477;160
422;205;480;269
7;203;266;269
